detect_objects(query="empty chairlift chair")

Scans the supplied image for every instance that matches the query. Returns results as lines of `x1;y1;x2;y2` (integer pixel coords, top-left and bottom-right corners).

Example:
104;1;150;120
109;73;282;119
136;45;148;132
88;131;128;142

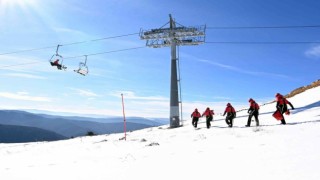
74;55;89;76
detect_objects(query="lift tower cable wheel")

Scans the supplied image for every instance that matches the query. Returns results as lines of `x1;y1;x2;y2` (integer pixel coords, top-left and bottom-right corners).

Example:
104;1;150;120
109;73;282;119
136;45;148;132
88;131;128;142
140;14;206;128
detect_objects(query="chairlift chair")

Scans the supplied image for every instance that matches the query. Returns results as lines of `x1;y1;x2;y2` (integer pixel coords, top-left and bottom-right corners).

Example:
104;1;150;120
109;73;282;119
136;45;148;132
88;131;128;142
49;45;67;70
74;55;89;76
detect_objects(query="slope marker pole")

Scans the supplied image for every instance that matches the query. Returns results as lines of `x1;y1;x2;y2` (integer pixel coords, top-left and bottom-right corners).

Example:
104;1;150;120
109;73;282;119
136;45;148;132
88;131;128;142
121;93;127;141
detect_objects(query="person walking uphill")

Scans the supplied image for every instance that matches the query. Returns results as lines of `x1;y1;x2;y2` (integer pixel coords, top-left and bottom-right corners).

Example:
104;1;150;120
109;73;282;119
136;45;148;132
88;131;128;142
191;108;201;128
202;107;214;129
274;93;294;124
246;98;260;127
223;103;236;127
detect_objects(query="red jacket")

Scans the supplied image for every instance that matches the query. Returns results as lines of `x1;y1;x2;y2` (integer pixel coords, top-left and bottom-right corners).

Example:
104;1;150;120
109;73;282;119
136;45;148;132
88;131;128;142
53;59;60;65
276;95;294;109
202;109;214;117
191;111;201;118
224;106;235;113
223;104;236;116
249;101;260;110
276;95;290;105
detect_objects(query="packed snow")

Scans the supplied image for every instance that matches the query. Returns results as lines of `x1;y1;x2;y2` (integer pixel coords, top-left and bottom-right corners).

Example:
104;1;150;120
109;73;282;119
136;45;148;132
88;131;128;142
0;87;320;180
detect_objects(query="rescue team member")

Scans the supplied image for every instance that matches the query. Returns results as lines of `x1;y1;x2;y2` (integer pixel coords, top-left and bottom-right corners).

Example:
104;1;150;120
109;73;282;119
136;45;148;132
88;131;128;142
202;107;214;129
246;98;260;127
274;93;294;124
223;103;236;127
191;108;201;128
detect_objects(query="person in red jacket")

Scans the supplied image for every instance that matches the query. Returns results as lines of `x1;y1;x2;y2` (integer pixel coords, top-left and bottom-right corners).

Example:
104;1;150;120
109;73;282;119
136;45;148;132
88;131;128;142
275;93;294;124
202;107;214;129
246;98;260;127
50;59;63;70
223;103;236;127
191;108;201;128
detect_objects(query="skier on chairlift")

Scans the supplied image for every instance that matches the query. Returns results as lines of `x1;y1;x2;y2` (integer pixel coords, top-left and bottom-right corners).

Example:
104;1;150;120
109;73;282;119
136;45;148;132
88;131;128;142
49;45;67;70
50;59;63;70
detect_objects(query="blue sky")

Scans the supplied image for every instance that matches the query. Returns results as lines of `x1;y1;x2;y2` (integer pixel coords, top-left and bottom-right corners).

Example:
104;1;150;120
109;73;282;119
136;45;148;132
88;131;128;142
0;0;319;118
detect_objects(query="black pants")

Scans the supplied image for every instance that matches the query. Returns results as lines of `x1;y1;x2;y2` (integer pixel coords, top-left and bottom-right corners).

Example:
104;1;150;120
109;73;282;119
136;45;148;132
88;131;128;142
247;112;259;126
278;105;287;124
225;114;234;127
280;111;286;124
192;117;199;128
206;116;212;129
51;62;62;70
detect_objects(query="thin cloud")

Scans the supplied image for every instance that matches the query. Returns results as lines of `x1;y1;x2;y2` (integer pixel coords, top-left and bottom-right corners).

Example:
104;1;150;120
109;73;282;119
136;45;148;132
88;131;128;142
305;45;320;58
70;88;99;97
53;27;87;35
0;92;51;102
4;73;46;79
111;91;168;101
197;59;290;79
182;93;231;101
0;55;47;73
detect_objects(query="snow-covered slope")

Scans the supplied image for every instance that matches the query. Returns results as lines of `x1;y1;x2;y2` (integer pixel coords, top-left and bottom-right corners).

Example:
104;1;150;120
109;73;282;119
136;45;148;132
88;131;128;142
0;87;319;180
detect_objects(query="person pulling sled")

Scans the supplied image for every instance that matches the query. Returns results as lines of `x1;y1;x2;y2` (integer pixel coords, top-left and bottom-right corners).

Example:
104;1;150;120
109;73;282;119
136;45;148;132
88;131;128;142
273;93;294;124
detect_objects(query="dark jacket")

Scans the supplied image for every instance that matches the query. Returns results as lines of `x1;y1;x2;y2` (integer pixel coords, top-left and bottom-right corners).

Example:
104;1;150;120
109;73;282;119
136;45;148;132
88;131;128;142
223;104;236;118
276;95;294;113
248;100;259;115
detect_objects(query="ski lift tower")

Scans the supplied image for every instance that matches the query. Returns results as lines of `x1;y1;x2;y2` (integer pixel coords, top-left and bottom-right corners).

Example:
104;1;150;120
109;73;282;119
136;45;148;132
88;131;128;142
140;14;206;128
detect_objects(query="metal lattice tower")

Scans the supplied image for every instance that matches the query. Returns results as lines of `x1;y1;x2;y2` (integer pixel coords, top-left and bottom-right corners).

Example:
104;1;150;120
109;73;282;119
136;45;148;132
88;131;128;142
140;14;206;128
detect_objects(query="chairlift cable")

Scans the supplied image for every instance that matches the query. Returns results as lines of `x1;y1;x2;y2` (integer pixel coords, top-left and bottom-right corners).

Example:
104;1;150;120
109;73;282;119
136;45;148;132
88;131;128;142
1;24;320;56
0;46;146;69
207;25;320;29
205;41;320;44
0;46;57;56
64;46;146;60
0;61;44;70
0;32;140;56
62;33;140;46
84;55;88;65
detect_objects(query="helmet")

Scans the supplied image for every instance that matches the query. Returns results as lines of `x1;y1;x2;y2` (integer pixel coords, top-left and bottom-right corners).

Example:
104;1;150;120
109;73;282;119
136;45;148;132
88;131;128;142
275;93;281;97
227;103;231;106
195;108;198;111
248;98;253;102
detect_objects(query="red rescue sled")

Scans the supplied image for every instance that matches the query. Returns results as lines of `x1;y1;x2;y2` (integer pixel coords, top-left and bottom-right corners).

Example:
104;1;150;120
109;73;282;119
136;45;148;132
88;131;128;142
272;110;283;120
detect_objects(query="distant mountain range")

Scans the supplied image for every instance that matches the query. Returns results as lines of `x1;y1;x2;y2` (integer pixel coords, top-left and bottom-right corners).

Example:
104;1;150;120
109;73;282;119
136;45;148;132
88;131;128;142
0;110;169;143
0;124;66;143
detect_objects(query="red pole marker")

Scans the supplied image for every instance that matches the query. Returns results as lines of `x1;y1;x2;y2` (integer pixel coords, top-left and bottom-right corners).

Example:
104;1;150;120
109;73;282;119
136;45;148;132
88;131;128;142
121;93;127;141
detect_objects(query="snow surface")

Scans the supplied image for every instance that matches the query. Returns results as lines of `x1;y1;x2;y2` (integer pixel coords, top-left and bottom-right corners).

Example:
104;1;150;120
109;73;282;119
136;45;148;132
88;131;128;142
1;87;320;180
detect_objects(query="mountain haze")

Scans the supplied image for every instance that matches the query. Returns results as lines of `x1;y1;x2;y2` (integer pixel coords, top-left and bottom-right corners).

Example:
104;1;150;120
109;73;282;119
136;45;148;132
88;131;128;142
0;124;66;143
0;110;165;138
